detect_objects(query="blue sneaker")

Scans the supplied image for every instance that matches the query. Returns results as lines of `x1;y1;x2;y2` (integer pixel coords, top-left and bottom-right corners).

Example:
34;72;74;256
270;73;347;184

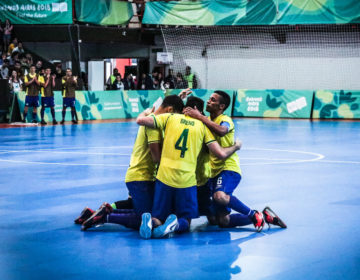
139;213;152;239
152;214;178;238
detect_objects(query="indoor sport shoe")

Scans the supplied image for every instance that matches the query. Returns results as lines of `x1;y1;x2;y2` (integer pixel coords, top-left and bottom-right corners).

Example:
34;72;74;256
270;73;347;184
262;206;287;229
251;210;265;232
53;120;58;125
139;213;152;239
40;120;47;125
74;207;94;224
152;214;178;238
81;205;110;231
60;120;65;125
72;120;78;124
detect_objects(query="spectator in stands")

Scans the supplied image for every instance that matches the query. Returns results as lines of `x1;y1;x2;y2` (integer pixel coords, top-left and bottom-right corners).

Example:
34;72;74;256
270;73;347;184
112;73;124;90
106;68;119;90
8;70;23;94
151;69;159;89
123;73;135;90
165;68;175;89
137;73;154;90
12;41;25;54
54;63;65;90
9;51;19;66
8;37;18;54
0;53;6;66
0;59;9;79
19;54;29;76
61;68;78;124
157;72;165;91
3;19;13;53
175;72;188;89
35;60;43;75
13;60;23;80
26;53;33;66
184;66;197;89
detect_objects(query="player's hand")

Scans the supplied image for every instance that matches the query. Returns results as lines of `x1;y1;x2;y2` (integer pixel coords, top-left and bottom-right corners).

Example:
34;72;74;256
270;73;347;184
178;88;192;99
73;76;78;81
183;106;202;119
234;139;242;151
144;106;155;116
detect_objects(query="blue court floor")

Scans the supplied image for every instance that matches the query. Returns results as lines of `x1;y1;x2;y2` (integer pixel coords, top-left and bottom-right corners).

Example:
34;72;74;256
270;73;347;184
0;119;359;280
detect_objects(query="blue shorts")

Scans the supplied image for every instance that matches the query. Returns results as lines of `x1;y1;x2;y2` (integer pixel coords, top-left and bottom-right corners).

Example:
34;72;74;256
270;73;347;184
197;181;213;217
126;181;155;215
152;180;199;222
25;96;39;107
209;171;241;215
63;97;75;107
41;97;55;107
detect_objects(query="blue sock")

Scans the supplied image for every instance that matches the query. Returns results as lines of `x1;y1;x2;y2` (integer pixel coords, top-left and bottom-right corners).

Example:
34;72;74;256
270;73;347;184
107;213;141;230
222;213;252;228
32;112;37;121
175;218;189;233
228;195;253;216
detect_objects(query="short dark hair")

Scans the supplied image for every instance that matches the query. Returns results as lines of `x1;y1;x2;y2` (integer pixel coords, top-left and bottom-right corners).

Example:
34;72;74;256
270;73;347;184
185;96;204;114
214;90;230;111
161;95;184;113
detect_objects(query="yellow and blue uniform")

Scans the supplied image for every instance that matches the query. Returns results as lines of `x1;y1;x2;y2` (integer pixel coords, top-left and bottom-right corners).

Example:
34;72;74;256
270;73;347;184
151;113;215;221
24;73;42;107
62;76;77;107
208;114;243;215
125;116;162;215
41;76;55;108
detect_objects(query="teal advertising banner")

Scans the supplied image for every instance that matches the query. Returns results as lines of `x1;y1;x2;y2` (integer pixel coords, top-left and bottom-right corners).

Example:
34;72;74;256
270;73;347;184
0;0;73;24
232;89;314;118
75;0;133;25
313;90;360;119
143;0;360;26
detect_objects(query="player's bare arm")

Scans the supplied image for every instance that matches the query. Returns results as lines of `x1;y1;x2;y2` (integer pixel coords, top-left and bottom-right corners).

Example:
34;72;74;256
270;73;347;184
136;107;156;128
183;106;229;137
207;139;242;160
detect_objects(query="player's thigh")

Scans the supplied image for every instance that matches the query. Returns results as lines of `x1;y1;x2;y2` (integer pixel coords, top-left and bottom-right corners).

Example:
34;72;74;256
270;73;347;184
126;181;154;215
213;171;241;195
152;180;175;222
175;186;199;219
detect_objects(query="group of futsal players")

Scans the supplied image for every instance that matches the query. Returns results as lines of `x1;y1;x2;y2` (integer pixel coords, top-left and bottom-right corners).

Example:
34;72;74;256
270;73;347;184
75;89;286;238
23;66;78;124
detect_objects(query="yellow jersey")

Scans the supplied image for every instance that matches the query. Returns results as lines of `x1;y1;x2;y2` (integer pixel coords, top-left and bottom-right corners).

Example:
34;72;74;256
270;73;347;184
125;121;162;183
153;113;215;188
209;114;241;178
196;145;211;186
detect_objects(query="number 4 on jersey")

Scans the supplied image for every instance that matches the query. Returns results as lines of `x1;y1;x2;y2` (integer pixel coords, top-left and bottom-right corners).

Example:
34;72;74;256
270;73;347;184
175;128;189;158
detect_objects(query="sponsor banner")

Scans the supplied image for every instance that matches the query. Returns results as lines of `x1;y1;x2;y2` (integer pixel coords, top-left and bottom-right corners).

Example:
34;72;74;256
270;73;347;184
75;0;133;25
233;89;314;118
0;0;72;24
143;0;360;26
313;90;360;119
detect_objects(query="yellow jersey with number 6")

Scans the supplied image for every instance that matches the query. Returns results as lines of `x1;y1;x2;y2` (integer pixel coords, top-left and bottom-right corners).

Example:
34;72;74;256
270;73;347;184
153;113;215;188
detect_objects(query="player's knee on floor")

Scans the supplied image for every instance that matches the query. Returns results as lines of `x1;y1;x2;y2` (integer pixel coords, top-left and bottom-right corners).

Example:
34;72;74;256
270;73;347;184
213;191;229;205
217;215;230;228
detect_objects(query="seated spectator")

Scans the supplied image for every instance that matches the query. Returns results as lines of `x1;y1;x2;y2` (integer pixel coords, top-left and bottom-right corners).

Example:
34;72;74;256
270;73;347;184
8;69;23;94
35;60;43;74
123;73;135;90
137;73;154;90
0;53;6;66
165;68;175;89
0;59;9;79
12;41;25;54
175;72;188;89
157;72;165;91
54;63;65;90
112;74;124;90
9;51;19;66
26;53;33;66
151;69;159;89
19;54;30;76
8;37;18;54
13;60;23;80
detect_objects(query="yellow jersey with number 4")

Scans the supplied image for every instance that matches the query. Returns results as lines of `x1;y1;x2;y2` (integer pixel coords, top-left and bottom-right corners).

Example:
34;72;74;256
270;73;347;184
125;121;162;183
209;114;241;178
153;113;215;188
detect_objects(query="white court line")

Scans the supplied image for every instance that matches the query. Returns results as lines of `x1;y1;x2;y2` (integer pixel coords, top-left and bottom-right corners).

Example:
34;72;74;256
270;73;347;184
318;159;360;164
